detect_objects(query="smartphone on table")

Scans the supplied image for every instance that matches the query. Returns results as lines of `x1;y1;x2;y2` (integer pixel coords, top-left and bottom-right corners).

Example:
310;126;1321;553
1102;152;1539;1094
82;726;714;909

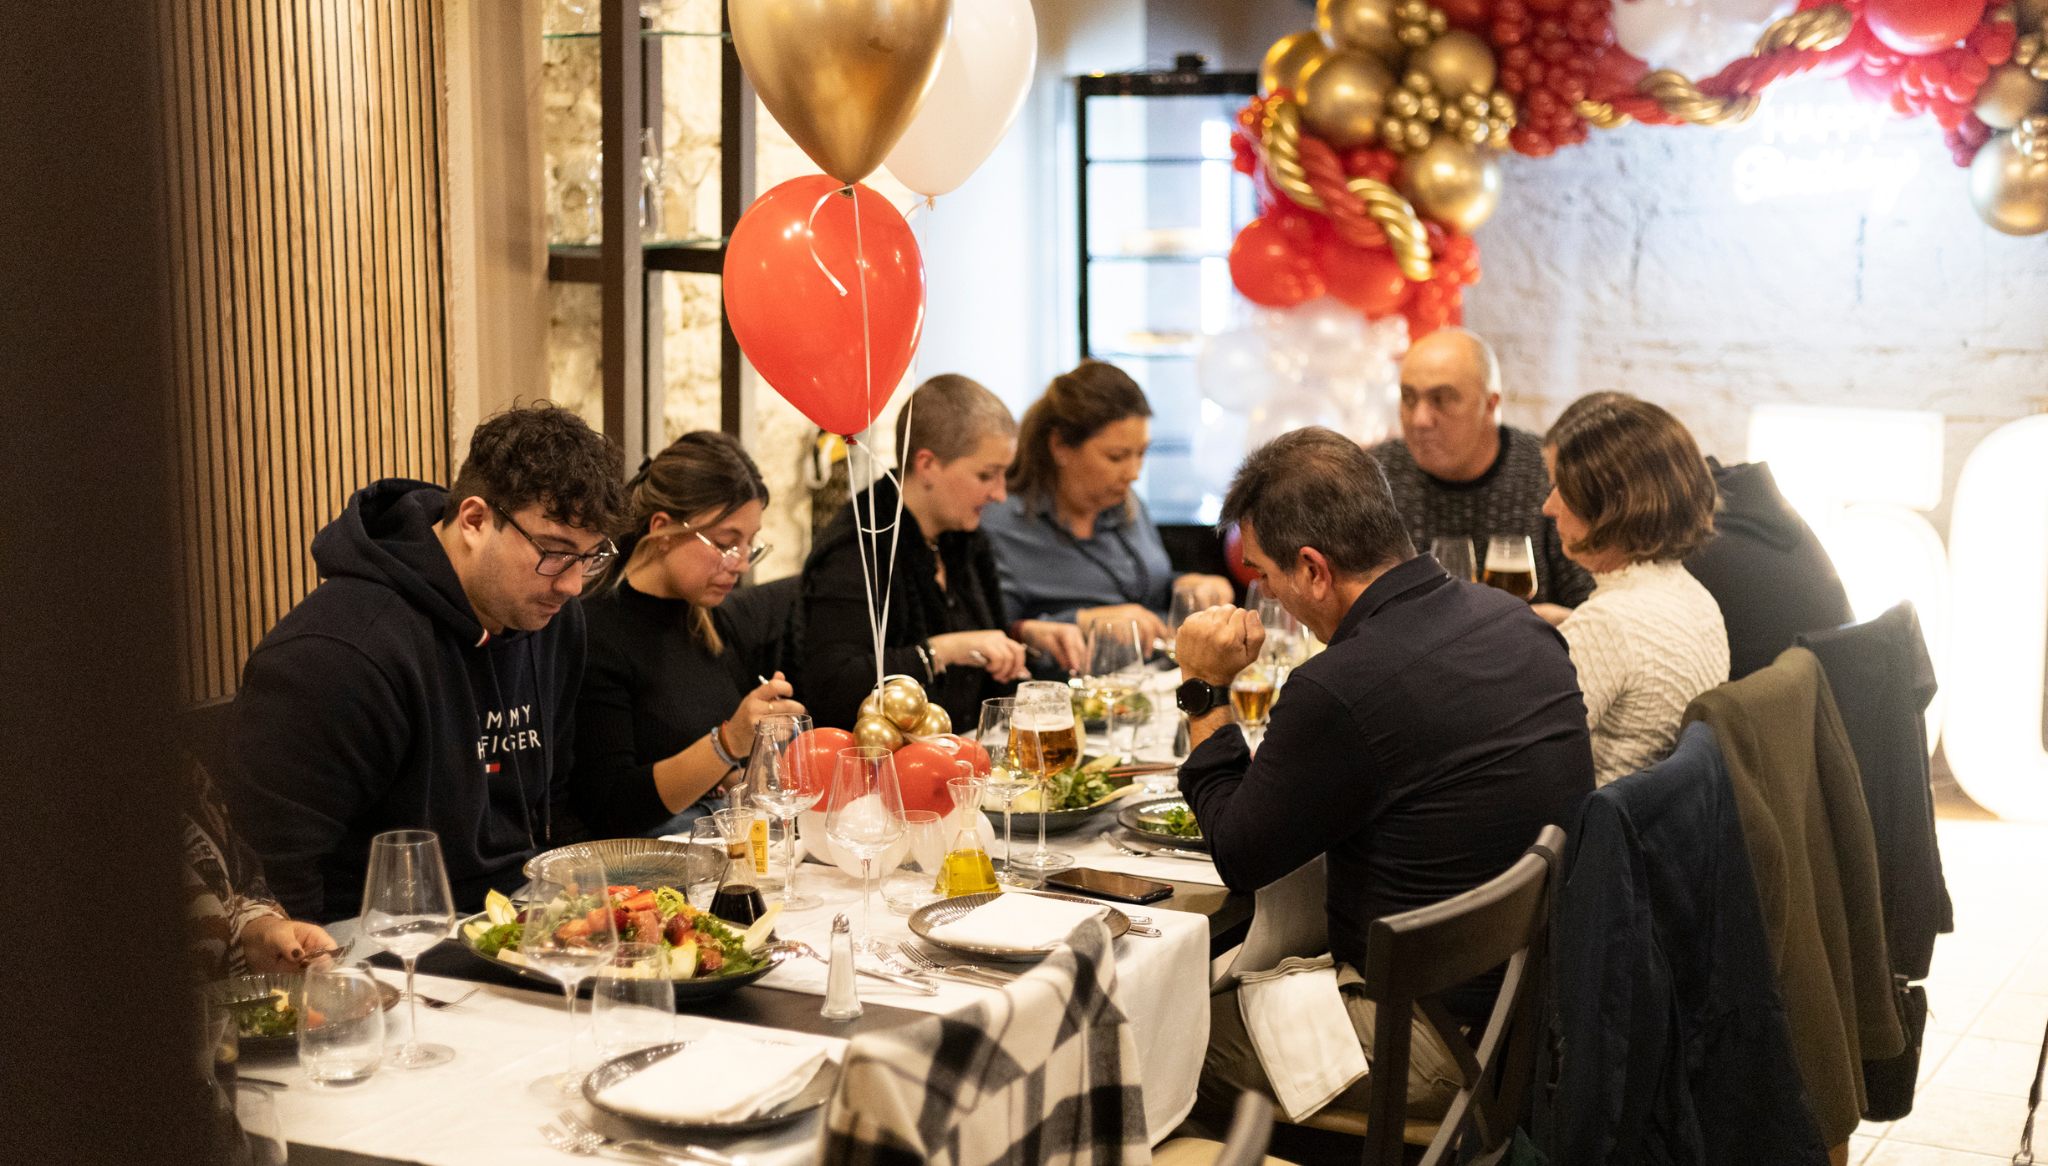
1045;867;1176;904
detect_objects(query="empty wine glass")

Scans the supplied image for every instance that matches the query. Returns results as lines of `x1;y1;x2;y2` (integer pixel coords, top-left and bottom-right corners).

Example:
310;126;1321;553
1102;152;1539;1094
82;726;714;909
825;747;905;950
748;713;821;910
359;830;456;1069
1008;681;1077;880
591;943;674;1061
1164;589;1207;661
521;851;618;1099
1085;621;1145;757
1431;536;1478;583
976;698;1033;886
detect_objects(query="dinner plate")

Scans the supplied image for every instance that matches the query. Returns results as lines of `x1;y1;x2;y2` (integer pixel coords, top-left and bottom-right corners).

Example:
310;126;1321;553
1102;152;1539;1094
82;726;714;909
520;837;701;886
453;911;794;1004
1116;795;1209;852
205;972;400;1056
907;891;1131;962
582;1040;838;1135
984;755;1139;837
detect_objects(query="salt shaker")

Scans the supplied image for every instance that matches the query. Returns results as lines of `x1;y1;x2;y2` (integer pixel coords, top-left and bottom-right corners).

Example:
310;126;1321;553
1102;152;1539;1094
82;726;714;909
820;913;862;1020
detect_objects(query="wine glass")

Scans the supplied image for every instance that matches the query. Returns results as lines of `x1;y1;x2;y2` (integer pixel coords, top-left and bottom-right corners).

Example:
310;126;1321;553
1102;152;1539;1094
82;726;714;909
591;943;675;1061
825;747;906;951
1254;595;1306;688
1085;620;1145;758
358;829;456;1069
521;851;618;1099
1431;536;1479;583
1231;663;1277;750
1164;590;1205;660
748;713;821;910
977;698;1035;886
1008;681;1077;880
1483;535;1538;601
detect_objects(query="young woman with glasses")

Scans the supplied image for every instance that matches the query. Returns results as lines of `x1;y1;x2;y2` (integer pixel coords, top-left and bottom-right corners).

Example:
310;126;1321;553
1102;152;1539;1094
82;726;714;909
570;431;805;838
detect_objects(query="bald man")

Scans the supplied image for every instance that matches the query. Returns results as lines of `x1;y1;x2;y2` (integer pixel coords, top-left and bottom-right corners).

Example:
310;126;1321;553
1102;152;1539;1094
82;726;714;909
1368;328;1593;610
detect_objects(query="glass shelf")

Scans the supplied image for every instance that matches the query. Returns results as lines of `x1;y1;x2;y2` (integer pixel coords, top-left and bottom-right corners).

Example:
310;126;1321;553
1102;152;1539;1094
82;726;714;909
1087;157;1235;166
542;30;729;41
1088;252;1228;264
548;236;725;253
1092;348;1199;360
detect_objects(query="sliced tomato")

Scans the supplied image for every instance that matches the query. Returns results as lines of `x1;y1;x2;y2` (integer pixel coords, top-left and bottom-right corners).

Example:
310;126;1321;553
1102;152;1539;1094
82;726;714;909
606;885;640;900
619;890;658;912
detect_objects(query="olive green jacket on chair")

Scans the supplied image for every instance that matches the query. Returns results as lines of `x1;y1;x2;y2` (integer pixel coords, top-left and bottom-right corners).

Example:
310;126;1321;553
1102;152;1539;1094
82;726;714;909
1682;646;1905;1148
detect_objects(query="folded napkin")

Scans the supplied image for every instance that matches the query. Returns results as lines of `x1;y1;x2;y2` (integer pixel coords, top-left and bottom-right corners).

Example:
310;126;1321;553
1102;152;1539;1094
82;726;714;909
925;892;1110;952
1237;954;1368;1121
596;1030;829;1124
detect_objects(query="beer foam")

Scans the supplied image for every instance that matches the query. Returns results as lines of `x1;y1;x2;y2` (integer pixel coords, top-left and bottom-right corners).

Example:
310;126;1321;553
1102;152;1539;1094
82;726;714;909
1012;710;1076;731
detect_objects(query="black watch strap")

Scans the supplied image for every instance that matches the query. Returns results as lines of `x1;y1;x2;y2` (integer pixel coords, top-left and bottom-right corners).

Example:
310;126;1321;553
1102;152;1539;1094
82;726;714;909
1176;677;1224;717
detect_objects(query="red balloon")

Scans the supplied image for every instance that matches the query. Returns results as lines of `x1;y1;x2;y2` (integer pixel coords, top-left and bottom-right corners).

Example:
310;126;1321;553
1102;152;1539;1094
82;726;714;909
1864;0;1985;56
1316;236;1412;318
723;177;925;436
1221;523;1259;587
790;727;857;804
891;735;990;815
1229;217;1326;308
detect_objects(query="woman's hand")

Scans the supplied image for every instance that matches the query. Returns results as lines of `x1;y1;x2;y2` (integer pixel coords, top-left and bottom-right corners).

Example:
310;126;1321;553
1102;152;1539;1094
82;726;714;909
1079;603;1169;646
1174;573;1237;611
1017;619;1088;675
726;672;804;756
929;630;1029;683
241;915;338;973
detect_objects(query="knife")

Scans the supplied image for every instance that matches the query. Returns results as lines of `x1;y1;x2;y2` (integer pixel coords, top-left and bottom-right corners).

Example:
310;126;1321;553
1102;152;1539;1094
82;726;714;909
1116;838;1213;862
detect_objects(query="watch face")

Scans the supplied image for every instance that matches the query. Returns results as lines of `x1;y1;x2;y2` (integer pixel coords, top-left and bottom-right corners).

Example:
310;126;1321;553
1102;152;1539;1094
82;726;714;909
1176;678;1216;716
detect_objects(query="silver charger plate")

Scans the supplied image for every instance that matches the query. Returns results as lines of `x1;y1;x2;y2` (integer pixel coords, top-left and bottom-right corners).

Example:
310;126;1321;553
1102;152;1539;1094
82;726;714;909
582;1040;838;1134
1116;795;1209;853
520;837;701;886
907;891;1130;962
204;972;400;1056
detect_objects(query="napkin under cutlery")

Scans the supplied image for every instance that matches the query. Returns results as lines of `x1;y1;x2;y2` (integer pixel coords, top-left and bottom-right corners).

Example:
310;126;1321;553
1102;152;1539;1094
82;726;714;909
925;892;1110;952
596;1030;829;1125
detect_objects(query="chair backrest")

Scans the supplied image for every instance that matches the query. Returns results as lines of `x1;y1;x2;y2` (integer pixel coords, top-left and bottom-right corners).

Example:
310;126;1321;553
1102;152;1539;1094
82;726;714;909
1357;824;1565;1166
1212;1090;1278;1166
1212;855;1328;995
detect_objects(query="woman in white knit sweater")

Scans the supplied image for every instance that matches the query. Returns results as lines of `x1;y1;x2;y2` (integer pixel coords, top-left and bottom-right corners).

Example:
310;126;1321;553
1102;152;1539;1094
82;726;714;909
1540;394;1728;785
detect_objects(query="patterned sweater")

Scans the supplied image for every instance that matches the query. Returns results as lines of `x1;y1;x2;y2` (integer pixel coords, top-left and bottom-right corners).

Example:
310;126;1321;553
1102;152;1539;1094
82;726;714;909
1370;426;1594;607
1559;560;1730;785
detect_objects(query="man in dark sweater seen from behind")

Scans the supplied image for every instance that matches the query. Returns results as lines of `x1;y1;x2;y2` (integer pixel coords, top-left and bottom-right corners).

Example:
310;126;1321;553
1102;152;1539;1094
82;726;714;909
225;404;628;921
1370;327;1593;616
1176;427;1593;1122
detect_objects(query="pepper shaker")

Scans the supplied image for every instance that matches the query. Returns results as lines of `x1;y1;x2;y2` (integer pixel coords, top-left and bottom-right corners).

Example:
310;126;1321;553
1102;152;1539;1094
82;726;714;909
820;913;862;1020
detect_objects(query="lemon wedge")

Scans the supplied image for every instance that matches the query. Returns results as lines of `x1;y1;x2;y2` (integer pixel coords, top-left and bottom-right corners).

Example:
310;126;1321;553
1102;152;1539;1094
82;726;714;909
484;889;516;925
741;902;783;954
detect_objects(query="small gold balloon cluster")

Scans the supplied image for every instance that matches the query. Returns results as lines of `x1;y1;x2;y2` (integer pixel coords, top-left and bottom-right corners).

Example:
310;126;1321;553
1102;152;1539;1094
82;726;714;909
1383;72;1517;153
853;673;951;751
2018;114;2048;161
1393;0;1450;48
2015;32;2048;83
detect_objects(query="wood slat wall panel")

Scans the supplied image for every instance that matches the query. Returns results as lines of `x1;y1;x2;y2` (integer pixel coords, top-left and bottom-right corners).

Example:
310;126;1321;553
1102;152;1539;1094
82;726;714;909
164;0;450;702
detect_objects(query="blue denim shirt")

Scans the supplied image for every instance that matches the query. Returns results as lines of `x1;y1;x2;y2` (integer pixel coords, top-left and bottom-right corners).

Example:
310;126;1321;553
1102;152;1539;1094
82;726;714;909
979;490;1177;625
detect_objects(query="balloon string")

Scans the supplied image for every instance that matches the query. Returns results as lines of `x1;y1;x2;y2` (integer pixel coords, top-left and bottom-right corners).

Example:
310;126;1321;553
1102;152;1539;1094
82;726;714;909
806;188;850;297
852;187;904;699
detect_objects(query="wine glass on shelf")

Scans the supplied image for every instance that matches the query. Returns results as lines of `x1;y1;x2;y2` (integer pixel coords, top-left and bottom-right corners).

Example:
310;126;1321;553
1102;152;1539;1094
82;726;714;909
977;697;1034;886
521;851;618;1099
1085;620;1145;758
359;829;457;1069
747;713;821;911
825;747;906;952
1008;680;1078;880
1483;535;1538;601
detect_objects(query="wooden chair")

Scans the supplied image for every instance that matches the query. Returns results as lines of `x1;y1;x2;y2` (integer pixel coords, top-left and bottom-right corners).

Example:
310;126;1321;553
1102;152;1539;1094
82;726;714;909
1298;825;1565;1166
1155;1091;1300;1166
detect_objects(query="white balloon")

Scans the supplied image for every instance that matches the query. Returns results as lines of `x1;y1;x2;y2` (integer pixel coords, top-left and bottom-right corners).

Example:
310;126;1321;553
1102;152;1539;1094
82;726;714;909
1196;329;1276;412
1193;409;1250;495
883;0;1038;197
1611;0;1695;68
798;799;911;880
1247;390;1347;451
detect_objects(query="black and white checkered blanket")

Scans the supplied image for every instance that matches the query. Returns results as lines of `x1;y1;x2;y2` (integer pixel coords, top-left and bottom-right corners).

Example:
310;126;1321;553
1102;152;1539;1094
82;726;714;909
820;917;1151;1166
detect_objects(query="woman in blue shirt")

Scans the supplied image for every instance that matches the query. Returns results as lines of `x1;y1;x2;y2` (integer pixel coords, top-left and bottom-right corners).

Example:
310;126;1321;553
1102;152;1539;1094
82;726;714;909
981;361;1235;645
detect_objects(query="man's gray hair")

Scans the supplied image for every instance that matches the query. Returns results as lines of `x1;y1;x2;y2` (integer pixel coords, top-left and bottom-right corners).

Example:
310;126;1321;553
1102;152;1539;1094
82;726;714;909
1417;326;1502;398
1221;427;1415;576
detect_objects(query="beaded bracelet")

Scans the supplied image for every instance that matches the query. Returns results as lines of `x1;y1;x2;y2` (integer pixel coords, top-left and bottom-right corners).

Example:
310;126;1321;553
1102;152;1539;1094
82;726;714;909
709;720;743;770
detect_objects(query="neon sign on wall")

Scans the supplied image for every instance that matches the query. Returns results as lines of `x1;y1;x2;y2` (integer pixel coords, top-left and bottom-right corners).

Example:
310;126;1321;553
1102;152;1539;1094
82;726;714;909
1731;98;1921;214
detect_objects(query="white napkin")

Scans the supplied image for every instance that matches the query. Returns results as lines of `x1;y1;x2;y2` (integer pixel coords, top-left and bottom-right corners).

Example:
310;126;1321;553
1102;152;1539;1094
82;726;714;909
1236;954;1369;1121
596;1030;829;1124
925;892;1110;952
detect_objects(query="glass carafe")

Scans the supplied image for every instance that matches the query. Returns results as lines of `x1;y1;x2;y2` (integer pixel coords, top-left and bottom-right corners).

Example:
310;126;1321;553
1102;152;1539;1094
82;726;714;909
708;806;766;926
937;774;999;897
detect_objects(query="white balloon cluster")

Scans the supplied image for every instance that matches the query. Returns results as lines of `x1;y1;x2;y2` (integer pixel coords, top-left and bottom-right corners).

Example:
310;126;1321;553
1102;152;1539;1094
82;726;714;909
1192;297;1410;495
1611;0;1794;83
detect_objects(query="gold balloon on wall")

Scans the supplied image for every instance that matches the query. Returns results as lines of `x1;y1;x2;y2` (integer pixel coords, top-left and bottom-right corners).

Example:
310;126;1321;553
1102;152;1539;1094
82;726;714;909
728;0;953;185
911;703;952;738
1301;51;1397;150
1262;31;1328;96
1413;30;1497;99
1975;63;2048;129
1970;119;2048;235
1397;137;1503;233
880;677;928;730
854;714;906;751
1317;0;1402;62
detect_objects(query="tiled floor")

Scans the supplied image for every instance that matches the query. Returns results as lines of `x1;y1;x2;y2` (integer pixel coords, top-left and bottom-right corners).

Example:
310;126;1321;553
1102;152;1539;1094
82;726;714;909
1850;817;2048;1166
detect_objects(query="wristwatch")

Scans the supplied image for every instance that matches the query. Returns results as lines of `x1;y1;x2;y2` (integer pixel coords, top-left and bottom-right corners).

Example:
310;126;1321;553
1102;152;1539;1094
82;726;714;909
1176;677;1227;717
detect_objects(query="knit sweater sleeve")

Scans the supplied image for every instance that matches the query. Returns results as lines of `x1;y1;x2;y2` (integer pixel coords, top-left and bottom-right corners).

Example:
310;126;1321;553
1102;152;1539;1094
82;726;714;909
1560;600;1631;732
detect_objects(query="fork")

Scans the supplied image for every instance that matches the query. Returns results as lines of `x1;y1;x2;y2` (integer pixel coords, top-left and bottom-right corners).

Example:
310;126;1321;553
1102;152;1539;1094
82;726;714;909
554;1111;748;1166
895;943;1018;987
418;984;482;1010
863;945;935;983
541;1119;691;1165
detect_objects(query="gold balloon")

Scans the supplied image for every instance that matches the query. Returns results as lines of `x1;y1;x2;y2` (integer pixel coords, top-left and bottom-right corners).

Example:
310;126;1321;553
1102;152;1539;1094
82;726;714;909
728;0;953;185
1317;0;1402;61
1397;138;1503;233
880;678;928;730
1970;127;2048;235
1414;30;1497;99
1976;64;2048;129
2020;0;2048;30
859;690;885;721
1301;51;1396;150
911;703;952;738
854;714;906;752
1262;31;1328;97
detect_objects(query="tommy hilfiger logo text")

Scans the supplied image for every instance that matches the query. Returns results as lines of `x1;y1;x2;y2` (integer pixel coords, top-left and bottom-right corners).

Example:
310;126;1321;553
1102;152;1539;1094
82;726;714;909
477;703;543;771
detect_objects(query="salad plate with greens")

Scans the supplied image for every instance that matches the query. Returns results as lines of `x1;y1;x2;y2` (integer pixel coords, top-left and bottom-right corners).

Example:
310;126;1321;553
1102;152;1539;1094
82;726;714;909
457;885;792;1003
990;753;1147;836
1116;796;1207;851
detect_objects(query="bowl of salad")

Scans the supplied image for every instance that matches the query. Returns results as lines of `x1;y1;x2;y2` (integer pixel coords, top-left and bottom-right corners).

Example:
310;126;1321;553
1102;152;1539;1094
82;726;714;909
988;754;1148;837
458;885;792;1004
1116;796;1207;851
203;972;399;1056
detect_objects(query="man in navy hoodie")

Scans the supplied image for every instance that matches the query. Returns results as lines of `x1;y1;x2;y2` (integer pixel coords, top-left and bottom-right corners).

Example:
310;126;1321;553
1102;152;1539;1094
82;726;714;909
224;404;627;922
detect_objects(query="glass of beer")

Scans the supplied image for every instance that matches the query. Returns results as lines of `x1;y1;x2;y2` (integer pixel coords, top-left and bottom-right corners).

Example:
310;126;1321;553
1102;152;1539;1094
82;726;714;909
1006;680;1077;879
1483;535;1538;601
1431;536;1478;583
1230;664;1276;749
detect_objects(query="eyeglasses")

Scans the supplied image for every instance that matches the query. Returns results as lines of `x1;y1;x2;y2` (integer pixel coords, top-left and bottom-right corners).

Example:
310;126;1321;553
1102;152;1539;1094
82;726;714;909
686;527;771;570
490;502;618;578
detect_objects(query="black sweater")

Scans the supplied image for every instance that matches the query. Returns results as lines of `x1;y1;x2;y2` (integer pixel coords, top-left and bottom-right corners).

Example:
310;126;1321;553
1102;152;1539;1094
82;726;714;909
801;478;1012;732
571;580;752;837
1685;459;1852;681
222;481;584;922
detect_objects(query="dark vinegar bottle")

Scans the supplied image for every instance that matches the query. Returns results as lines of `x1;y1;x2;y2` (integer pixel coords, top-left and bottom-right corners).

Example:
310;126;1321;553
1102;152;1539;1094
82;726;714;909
710;882;765;927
